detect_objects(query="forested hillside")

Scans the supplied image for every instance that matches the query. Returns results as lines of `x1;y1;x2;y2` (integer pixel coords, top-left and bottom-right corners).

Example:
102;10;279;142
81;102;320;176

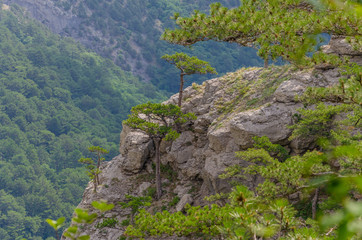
3;0;264;93
0;6;164;240
58;1;361;240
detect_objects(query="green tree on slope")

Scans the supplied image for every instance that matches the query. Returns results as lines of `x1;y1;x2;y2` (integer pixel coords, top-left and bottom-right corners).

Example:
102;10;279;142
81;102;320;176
78;146;109;192
162;52;217;107
123;103;196;199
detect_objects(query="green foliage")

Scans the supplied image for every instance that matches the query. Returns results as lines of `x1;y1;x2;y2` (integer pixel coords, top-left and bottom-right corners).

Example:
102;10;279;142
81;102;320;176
46;217;65;232
145;187;157;199
290;103;354;140
320;176;362;239
124;102;196;199
310;0;362;16
125;204;226;238
125;185;331;239
63;209;97;240
63;200;114;240
162;52;216;106
45;217;65;240
252;136;290;161
162;52;217;76
168;196;180;207
228;138;330;199
95;218;118;229
119;195;152;223
162;0;361;67
124;102;196;141
46;0;262;93
121;219;130;226
125;16;361;236
0;6;163;240
79;146;108;192
91;201;115;213
160;163;178;182
125;130;361;239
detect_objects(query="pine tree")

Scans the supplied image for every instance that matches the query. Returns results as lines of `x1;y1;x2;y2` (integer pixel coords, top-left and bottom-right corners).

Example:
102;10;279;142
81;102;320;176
162;52;216;107
162;0;361;67
78;146;109;192
123;103;196;199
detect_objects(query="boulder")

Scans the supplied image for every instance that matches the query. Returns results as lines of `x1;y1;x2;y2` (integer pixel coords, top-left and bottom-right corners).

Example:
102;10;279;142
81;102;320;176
201;151;241;194
208;126;233;153
120;125;153;174
173;185;192;198
274;79;306;103
176;194;193;212
229;103;295;148
168;131;194;164
138;182;152;195
321;36;362;56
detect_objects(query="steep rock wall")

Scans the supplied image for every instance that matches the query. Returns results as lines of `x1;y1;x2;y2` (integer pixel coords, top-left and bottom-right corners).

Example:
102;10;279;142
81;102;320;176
66;39;361;239
3;0;81;34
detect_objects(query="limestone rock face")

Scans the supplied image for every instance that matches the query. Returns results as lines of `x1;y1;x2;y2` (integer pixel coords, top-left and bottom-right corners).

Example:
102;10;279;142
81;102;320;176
119;125;154;174
321;36;362;56
229;103;296;148
67;43;361;239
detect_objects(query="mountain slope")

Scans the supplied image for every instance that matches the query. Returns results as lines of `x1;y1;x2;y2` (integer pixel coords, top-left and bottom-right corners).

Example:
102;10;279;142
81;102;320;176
3;0;264;93
69;38;362;239
0;6;164;240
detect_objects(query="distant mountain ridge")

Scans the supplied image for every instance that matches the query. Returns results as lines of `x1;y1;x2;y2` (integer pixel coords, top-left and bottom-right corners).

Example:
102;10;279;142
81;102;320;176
3;0;263;93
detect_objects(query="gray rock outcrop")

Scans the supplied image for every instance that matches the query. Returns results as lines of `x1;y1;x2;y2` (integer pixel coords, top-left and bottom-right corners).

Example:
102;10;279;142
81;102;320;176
176;194;193;212
65;40;361;239
120;125;154;174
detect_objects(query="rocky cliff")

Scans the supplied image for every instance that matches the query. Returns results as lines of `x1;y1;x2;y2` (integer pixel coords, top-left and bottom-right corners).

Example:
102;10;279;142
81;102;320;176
65;37;361;240
3;0;81;34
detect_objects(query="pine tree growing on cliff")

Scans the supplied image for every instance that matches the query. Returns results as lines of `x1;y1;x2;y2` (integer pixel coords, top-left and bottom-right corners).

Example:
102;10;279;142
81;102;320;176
79;146;109;192
162;52;217;107
123;103;196;199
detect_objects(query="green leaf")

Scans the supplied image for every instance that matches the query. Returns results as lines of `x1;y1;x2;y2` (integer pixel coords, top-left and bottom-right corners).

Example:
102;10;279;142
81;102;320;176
92;200;115;212
78;235;91;240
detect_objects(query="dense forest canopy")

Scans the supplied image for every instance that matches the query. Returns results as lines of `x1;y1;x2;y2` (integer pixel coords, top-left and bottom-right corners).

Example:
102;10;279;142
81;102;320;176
3;0;264;93
54;0;258;92
0;5;164;240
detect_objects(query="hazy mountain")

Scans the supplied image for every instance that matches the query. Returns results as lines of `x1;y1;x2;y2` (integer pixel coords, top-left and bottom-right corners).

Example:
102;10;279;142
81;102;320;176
3;0;263;93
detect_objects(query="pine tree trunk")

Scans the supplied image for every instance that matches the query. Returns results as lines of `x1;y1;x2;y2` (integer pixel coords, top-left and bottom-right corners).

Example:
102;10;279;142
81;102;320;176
93;173;98;192
312;187;320;219
264;57;269;68
95;152;101;192
178;73;185;107
130;213;134;225
155;139;162;200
